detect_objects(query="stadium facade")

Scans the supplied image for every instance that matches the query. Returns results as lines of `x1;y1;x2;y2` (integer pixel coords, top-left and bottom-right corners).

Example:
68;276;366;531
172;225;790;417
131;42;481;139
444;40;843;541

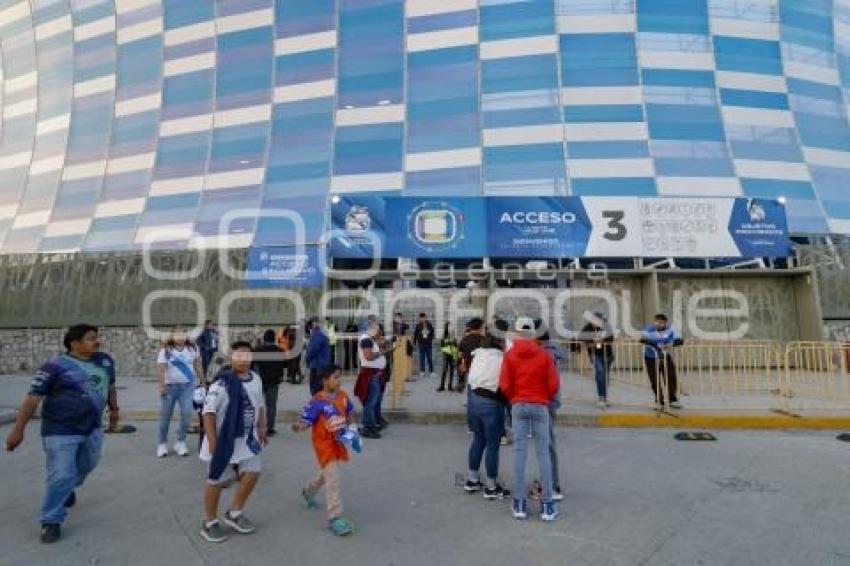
1;0;850;372
0;0;849;249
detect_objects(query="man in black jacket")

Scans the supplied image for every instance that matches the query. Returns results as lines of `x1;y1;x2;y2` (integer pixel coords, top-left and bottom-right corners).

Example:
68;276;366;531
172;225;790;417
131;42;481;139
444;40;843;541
457;318;486;392
253;329;286;435
580;313;615;409
413;312;435;378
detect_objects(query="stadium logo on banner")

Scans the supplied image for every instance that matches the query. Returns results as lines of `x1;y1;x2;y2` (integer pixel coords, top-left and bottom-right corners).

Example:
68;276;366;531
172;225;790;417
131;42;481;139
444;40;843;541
406;201;466;253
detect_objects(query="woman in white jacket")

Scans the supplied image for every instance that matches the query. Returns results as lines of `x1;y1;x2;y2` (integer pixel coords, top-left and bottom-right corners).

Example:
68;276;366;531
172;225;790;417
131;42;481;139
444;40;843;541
462;334;510;500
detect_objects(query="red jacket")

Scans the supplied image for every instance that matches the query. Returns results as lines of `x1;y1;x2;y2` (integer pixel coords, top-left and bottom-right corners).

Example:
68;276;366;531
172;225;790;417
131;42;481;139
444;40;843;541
499;338;559;405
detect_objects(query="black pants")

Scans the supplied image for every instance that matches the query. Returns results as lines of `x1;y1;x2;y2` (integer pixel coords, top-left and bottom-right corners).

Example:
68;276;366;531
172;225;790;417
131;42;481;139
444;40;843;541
344;340;357;370
309;367;322;396
264;383;279;431
288;355;303;383
645;355;678;404
440;355;456;389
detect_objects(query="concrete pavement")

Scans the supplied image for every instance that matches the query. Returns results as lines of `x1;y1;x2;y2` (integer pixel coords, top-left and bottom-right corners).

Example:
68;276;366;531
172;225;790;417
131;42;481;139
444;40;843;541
2;422;850;566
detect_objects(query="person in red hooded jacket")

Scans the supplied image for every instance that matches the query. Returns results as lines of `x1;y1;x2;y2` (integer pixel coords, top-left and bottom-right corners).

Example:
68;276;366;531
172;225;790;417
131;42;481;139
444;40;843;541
499;317;560;523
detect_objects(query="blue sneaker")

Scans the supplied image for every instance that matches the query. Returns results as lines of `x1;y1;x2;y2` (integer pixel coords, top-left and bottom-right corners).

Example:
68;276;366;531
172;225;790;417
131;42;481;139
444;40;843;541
302;489;319;510
328;517;355;536
511;498;528;520
541;500;560;522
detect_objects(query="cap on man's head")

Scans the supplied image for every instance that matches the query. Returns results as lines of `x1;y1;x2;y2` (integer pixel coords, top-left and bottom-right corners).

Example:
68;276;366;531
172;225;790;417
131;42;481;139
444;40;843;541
515;317;535;332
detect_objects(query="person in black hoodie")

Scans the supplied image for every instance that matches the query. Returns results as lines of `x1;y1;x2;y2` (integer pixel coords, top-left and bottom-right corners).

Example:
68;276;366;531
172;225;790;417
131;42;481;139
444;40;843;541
253;330;286;435
580;313;615;409
413;312;435;378
458;318;486;392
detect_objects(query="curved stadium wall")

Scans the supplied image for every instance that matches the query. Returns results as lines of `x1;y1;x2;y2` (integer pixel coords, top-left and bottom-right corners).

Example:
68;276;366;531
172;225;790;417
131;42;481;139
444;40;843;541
0;0;849;255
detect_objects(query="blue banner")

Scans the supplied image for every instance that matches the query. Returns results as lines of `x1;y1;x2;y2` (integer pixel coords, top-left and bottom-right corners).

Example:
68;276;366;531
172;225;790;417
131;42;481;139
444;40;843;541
384;197;488;258
326;196;791;259
728;198;792;258
329;195;387;259
487;197;592;258
247;246;323;288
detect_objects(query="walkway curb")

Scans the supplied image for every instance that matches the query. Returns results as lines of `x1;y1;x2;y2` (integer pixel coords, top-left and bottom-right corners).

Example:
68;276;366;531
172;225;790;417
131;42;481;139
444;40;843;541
122;410;850;430
0;411;16;426
597;413;850;429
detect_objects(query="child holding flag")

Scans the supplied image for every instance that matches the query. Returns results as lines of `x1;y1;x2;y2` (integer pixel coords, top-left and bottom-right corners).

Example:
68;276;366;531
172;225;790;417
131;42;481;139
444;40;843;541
293;364;360;537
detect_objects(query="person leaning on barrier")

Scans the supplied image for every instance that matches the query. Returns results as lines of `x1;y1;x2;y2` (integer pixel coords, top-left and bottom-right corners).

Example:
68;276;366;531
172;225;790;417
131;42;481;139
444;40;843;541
640;313;684;410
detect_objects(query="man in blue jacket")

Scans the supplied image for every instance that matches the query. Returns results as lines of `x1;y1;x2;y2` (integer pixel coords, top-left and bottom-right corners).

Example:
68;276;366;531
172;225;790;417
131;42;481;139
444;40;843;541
306;317;331;395
5;324;119;544
640;313;684;409
198;320;220;379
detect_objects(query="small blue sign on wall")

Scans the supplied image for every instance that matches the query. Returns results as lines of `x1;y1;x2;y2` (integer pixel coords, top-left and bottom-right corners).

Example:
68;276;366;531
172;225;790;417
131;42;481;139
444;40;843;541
247;246;323;288
728;198;792;258
329;195;387;259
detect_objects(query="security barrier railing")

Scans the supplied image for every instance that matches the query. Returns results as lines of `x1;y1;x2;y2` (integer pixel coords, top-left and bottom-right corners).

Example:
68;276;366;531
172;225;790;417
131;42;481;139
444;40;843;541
561;339;787;411
783;341;850;411
327;334;850;412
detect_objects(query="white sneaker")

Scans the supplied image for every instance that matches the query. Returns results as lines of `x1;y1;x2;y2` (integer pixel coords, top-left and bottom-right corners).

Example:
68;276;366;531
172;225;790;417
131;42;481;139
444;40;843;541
669;401;683;410
596;400;607;410
174;441;189;457
157;444;169;458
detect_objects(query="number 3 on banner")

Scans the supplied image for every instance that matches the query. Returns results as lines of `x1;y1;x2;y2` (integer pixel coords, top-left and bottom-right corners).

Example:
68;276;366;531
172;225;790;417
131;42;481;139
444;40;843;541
602;211;627;241
582;197;641;257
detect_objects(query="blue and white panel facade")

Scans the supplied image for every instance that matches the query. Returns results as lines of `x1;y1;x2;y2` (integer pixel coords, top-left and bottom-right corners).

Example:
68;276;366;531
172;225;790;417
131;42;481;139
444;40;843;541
0;0;848;254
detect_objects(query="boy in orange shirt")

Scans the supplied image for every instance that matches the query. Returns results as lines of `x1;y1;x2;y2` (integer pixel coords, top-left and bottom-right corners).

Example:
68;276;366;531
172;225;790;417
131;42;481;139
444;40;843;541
292;364;358;536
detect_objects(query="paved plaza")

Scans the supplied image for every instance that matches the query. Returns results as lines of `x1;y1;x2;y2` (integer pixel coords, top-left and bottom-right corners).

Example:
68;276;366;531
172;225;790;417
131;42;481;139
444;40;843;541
2;420;850;566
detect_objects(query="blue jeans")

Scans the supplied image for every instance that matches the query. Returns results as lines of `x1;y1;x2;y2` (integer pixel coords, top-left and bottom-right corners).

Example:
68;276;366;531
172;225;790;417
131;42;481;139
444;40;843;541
467;392;505;480
548;403;560;491
159;383;193;444
593;355;612;399
512;403;553;503
418;344;433;373
362;376;381;429
41;430;103;524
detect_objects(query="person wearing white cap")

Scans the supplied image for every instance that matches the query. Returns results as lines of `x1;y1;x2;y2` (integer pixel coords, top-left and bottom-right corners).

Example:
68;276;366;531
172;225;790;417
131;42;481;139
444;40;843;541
499;318;560;522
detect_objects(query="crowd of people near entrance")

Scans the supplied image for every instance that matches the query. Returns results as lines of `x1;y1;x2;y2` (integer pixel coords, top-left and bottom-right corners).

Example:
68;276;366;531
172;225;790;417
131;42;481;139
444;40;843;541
4;311;685;543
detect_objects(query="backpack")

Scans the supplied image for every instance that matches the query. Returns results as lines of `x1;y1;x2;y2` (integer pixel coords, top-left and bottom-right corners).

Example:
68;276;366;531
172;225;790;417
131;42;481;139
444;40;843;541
467;348;503;393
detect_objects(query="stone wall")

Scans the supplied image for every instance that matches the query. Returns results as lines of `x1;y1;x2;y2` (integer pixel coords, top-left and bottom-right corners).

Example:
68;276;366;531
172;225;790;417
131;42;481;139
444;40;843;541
0;326;270;377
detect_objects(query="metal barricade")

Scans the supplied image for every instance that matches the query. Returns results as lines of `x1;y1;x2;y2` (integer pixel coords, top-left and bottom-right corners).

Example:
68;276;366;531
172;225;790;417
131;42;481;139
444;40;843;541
560;339;785;410
783;341;850;411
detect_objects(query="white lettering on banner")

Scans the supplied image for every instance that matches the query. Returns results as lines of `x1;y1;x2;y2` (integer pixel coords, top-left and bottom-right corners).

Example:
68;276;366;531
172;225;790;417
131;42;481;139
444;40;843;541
499;211;577;224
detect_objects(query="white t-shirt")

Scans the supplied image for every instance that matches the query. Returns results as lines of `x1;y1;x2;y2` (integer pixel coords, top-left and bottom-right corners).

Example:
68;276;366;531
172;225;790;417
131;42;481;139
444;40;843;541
157;346;199;384
199;371;265;463
358;334;386;369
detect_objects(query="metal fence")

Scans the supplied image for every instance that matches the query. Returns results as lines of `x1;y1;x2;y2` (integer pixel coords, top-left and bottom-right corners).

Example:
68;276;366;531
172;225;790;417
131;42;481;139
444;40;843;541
558;339;850;412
